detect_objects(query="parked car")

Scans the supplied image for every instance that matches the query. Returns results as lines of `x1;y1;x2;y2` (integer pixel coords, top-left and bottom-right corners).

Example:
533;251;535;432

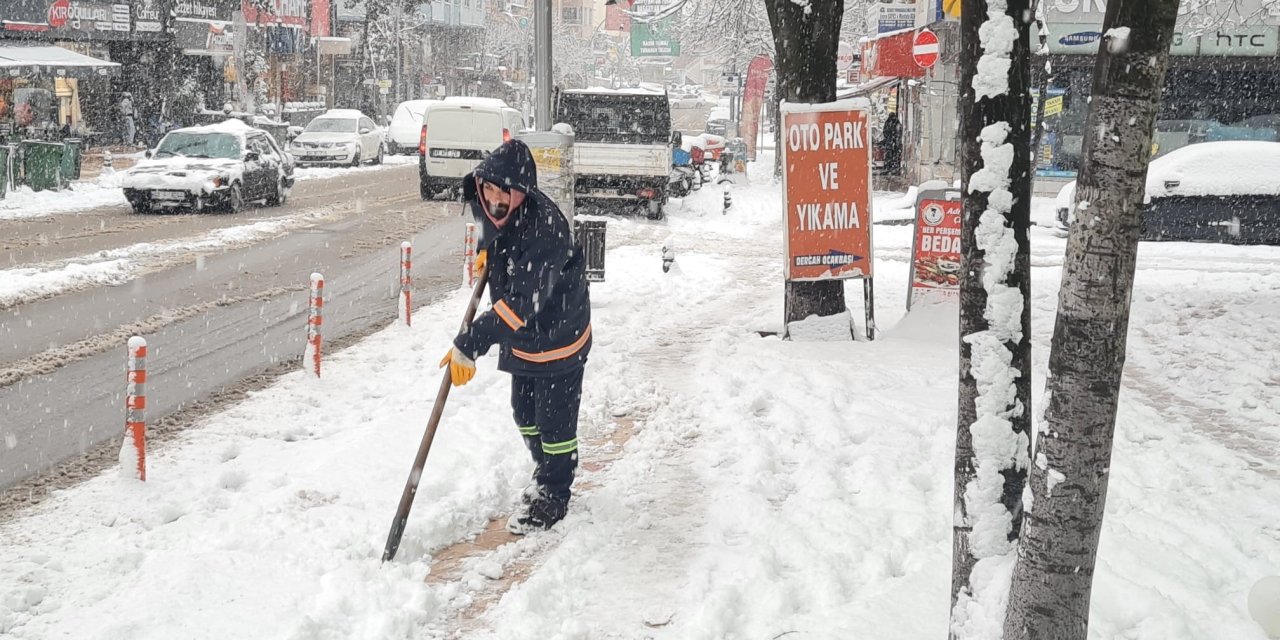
121;119;294;214
1055;141;1280;244
705;106;733;137
555;88;674;220
387;99;439;155
418;97;525;199
288;109;386;167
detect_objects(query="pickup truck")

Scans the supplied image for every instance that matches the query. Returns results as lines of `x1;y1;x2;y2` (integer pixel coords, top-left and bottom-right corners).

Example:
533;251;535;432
555;89;673;220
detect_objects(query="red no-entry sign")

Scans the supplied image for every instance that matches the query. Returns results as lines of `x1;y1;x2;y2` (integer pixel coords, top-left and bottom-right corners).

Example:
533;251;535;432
913;29;940;69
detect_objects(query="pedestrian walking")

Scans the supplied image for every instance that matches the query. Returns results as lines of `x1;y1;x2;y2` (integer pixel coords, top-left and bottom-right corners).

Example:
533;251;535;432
881;111;902;175
120;92;136;146
439;138;593;534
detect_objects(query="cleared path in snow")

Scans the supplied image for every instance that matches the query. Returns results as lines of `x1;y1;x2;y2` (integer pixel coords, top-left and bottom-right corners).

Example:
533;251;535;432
0;161;468;494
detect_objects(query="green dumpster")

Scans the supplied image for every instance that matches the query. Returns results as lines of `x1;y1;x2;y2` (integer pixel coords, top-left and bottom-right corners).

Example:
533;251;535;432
22;141;64;192
61;138;83;183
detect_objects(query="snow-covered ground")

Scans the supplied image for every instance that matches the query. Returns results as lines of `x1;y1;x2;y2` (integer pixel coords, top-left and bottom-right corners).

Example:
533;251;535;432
0;153;415;221
2;156;1277;639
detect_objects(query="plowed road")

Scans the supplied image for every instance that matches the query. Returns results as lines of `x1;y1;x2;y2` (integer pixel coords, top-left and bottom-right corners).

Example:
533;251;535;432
0;162;467;495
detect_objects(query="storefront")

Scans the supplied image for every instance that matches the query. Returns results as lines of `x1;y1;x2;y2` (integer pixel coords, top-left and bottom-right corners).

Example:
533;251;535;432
856;27;926;187
1034;0;1280;177
0;43;120;141
1;0;167;143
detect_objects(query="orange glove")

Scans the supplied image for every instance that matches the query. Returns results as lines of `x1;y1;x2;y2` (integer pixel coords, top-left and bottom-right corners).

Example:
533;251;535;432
439;347;476;386
474;249;487;277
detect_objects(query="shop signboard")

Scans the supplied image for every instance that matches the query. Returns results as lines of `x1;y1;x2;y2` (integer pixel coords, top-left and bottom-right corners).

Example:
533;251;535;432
175;19;236;55
869;3;918;34
241;0;309;29
630;16;680;57
781;99;874;282
1;0;138;40
907;188;962;309
174;0;236;21
1045;0;1280;55
133;0;165;34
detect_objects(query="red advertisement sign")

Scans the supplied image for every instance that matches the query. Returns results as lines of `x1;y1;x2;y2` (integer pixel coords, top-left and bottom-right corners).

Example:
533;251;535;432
242;0;308;28
782;101;873;282
909;197;962;307
740;55;773;162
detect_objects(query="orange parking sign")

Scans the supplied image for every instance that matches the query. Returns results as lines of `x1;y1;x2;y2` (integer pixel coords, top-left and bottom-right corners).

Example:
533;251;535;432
782;101;874;281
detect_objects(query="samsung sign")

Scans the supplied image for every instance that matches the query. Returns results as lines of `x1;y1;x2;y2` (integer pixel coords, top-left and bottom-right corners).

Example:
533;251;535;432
1046;0;1280;55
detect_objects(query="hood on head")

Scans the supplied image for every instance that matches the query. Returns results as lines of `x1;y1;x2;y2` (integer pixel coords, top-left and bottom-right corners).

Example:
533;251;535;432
464;139;538;198
462;139;539;241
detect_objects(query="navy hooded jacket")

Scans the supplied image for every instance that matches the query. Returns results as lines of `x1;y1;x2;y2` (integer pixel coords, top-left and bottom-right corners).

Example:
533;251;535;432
453;139;592;377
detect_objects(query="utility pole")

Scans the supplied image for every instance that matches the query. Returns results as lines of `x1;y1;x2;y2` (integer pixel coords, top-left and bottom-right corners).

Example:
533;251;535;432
535;0;552;130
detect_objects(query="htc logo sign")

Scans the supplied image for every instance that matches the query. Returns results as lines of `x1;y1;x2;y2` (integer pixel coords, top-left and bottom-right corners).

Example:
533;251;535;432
1215;32;1269;47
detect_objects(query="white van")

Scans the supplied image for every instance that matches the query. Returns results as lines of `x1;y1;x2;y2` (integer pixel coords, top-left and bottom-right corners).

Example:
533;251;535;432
418;97;526;199
387;99;439;155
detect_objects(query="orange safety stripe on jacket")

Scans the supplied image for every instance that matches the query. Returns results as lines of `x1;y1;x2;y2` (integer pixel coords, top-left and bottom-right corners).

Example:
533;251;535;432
494;299;526;330
512;324;592;363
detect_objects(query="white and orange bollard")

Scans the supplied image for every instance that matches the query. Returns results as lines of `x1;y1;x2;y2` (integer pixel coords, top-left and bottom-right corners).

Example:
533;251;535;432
119;336;147;481
399;241;412;326
464;222;477;286
305;272;323;377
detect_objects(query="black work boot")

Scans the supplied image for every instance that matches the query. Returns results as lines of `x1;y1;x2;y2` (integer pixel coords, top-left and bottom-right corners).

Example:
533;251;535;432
506;495;569;535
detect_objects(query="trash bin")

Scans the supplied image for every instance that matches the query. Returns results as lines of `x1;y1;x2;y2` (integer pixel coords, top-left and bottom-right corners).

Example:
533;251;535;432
574;219;607;283
61;138;83;183
0;145;10;199
22;140;64;192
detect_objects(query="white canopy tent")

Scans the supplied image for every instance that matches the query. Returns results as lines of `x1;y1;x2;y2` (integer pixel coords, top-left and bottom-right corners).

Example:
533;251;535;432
0;45;120;79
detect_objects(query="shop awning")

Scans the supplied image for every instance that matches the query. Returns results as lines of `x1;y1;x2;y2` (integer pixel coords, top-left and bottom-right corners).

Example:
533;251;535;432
0;45;120;79
859;29;927;80
837;75;902;100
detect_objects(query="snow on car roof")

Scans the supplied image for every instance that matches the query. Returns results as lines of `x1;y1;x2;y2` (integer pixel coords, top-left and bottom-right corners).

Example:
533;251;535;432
320;109;366;120
170;119;256;141
1056;140;1280;207
1146;141;1280;198
443;96;510;108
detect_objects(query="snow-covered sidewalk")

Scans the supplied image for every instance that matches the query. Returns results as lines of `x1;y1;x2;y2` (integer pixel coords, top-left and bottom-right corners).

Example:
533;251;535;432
2;157;1278;639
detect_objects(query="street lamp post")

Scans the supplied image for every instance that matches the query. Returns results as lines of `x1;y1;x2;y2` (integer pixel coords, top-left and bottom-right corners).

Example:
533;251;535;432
535;0;552;131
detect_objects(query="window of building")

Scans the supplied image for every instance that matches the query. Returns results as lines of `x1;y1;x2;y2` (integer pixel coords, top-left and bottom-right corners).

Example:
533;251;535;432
561;7;583;24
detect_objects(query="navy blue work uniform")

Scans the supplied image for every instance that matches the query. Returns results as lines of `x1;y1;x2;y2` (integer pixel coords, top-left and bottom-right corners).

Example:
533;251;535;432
454;139;592;507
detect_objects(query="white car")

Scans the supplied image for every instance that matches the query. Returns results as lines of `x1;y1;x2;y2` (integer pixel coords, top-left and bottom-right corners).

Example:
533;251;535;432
289;109;386;167
387;99;438;155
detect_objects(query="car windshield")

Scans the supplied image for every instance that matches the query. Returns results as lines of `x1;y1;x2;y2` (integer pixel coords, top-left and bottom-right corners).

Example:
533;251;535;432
154;132;242;159
306;118;357;133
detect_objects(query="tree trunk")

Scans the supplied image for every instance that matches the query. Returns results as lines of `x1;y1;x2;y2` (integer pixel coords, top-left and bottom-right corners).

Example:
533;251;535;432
763;0;848;324
1003;1;1180;638
950;0;1033;632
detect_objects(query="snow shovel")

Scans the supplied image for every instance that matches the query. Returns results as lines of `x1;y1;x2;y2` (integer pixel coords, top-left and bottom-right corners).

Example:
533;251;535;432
382;265;488;563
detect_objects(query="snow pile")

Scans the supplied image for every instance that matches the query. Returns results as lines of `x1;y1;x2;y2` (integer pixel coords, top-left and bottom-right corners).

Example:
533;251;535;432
1;155;1278;640
972;0;1018;100
0;172;126;220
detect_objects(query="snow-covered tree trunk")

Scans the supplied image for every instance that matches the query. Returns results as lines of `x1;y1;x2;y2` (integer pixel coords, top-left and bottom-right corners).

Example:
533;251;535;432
950;0;1033;632
763;0;847;324
1002;1;1181;638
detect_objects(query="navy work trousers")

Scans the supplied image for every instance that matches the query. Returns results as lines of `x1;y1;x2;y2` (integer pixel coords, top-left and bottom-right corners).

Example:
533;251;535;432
511;365;584;503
